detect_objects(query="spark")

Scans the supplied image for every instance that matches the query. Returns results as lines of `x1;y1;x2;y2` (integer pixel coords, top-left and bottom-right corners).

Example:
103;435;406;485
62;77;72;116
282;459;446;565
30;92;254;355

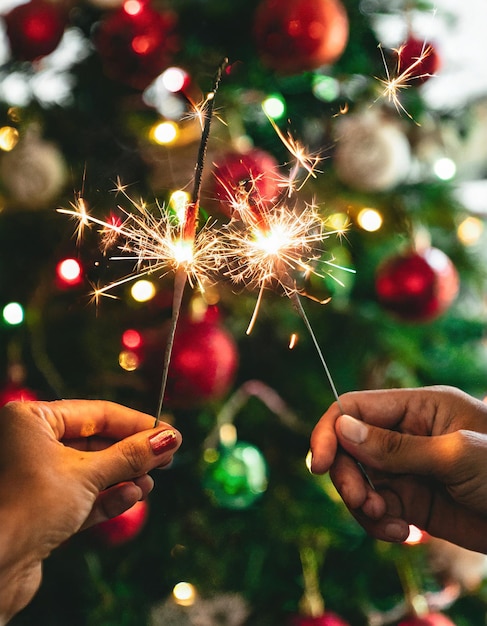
222;198;352;334
58;185;224;299
67;193;90;244
266;115;323;193
375;42;434;121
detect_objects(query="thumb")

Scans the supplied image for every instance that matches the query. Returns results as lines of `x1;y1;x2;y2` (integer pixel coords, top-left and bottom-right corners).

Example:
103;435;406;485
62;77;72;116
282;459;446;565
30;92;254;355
336;414;445;477
86;427;182;491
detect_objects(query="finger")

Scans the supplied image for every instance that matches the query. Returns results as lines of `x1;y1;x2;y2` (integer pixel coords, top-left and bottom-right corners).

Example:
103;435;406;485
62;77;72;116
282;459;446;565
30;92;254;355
84;427;182;491
80;480;152;530
351;510;410;544
309;400;342;473
330;452;386;519
36;399;174;441
336;414;451;477
309;387;424;474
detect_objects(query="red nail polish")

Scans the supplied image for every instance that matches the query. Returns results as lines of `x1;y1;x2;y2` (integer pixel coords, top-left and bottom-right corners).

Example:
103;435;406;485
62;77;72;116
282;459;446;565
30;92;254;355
149;429;178;455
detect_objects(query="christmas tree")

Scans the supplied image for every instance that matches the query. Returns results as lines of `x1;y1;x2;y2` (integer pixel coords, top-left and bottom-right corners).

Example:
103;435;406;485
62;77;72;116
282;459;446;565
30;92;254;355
1;0;487;624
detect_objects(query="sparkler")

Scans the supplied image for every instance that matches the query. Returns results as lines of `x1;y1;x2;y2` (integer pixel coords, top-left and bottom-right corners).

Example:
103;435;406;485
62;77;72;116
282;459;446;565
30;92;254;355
153;58;228;425
217;116;355;414
59;59;229;425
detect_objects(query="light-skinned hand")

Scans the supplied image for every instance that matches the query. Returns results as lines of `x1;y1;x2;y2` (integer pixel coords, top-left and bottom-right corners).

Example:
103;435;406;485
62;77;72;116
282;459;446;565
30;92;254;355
0;399;182;624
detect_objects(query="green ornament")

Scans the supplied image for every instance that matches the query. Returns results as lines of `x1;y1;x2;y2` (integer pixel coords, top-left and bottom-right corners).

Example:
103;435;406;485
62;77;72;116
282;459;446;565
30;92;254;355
203;442;268;510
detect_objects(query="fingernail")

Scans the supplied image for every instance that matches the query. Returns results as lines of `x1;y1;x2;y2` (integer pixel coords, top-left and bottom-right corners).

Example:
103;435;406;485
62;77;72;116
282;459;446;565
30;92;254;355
340;414;368;444
149;429;178;455
385;522;408;542
305;450;313;473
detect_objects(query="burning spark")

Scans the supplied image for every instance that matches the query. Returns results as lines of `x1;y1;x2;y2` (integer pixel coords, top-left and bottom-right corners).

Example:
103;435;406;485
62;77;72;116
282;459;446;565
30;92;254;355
222;198;352;334
266;115;323;193
58;183;223;299
376;42;434;121
289;333;298;349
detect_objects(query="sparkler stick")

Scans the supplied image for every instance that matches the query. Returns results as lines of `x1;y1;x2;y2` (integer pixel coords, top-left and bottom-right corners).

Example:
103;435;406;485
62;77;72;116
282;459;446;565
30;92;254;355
290;290;375;489
154;58;228;426
289;290;342;410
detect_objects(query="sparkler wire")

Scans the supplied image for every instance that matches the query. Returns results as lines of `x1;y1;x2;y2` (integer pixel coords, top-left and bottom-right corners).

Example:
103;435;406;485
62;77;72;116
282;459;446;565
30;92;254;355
290;291;375;490
154;59;229;426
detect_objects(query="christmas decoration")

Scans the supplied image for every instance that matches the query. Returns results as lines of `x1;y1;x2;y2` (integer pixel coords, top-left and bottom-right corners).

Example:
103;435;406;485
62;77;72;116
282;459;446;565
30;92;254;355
140;315;239;408
93;1;179;90
398;612;456;626
253;0;349;74
333;111;411;192
209;147;280;218
289;613;350;626
203;441;268;509
0;126;67;210
88;499;149;546
398;36;441;85
375;246;460;322
3;0;68;62
0;382;37;405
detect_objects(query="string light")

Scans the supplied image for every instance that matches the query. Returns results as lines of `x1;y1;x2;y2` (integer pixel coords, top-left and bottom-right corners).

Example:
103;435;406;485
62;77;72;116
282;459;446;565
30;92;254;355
433;157;456;181
172;582;197;606
130;279;156;302
123;0;143;16
56;257;83;286
457;216;483;245
122;329;142;349
262;95;286;120
357;207;383;232
2;302;24;325
118;350;139;371
150;121;179;145
161;67;189;93
0;126;19;151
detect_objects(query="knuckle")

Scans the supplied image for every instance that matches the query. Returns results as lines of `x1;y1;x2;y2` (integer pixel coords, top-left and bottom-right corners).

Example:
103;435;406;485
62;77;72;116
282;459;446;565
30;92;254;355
378;430;404;458
119;440;146;475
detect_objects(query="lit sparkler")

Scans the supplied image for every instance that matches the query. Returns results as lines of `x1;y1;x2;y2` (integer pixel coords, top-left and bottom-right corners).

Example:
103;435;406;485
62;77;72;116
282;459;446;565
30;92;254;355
216;118;355;413
60;59;229;425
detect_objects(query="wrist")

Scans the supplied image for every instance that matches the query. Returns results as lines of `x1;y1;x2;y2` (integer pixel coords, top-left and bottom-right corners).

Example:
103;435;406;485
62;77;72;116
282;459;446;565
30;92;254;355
0;506;41;624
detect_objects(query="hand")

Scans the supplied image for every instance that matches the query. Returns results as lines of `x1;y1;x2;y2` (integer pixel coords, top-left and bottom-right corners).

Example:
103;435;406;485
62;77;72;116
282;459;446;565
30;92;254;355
309;385;487;553
0;399;182;624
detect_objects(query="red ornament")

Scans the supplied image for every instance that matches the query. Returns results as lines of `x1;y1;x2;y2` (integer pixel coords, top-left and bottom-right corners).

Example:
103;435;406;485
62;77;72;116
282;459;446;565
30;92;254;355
253;0;349;74
398;36;441;84
4;0;67;62
289;612;350;626
211;148;280;219
398;612;455;626
94;1;179;90
141;316;238;408
0;383;38;405
375;247;459;322
89;499;149;546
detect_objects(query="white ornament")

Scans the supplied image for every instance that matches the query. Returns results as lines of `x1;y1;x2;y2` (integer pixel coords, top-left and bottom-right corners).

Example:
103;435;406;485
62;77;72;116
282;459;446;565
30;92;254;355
333;111;411;192
0;126;67;210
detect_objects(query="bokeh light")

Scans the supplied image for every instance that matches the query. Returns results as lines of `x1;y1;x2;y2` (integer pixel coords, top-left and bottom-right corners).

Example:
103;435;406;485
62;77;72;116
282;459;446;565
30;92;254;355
130;279;156;302
2;301;24;325
172;582;197;606
357;207;383;232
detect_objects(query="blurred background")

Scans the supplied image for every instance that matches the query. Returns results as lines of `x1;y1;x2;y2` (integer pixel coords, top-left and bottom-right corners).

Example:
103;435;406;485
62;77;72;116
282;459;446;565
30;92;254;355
2;0;487;624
